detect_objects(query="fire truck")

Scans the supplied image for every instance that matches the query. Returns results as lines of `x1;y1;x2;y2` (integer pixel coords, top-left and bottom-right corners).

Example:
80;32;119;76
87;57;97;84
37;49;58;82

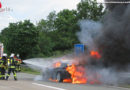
0;43;4;57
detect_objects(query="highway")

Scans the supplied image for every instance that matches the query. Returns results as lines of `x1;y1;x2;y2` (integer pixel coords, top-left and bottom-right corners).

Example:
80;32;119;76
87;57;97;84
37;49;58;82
0;73;129;90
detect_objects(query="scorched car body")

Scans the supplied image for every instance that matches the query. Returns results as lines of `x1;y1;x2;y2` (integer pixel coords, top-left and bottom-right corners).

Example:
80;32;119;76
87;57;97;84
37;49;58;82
43;63;71;82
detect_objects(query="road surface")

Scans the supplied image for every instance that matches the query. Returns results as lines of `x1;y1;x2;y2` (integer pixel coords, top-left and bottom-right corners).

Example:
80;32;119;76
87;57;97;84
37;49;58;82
0;73;129;90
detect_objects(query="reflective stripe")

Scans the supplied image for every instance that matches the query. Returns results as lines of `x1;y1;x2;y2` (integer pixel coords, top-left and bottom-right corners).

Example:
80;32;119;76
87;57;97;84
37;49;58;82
8;59;10;65
7;74;10;76
14;74;16;77
2;75;5;77
11;59;12;64
11;66;15;68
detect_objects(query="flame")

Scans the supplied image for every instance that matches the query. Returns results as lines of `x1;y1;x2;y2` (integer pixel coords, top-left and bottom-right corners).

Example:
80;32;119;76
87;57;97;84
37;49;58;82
63;79;72;83
49;78;58;82
66;64;87;84
50;59;101;84
90;51;101;59
53;61;61;68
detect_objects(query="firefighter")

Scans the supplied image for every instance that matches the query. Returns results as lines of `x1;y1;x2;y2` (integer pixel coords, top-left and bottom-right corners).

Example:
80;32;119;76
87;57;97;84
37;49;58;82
5;53;18;81
16;54;22;72
0;57;2;79
0;54;7;80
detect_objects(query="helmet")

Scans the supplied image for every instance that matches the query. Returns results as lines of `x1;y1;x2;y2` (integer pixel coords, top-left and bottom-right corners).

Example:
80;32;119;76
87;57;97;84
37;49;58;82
17;54;20;57
10;53;15;57
3;53;7;57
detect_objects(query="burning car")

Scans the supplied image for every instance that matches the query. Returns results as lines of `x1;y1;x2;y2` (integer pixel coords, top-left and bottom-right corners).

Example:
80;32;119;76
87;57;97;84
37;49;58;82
42;51;102;84
42;60;88;84
42;61;71;82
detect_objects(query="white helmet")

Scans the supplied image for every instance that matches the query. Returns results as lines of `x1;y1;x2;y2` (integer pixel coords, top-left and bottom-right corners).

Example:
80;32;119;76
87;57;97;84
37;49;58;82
17;54;19;57
3;53;7;57
10;53;15;57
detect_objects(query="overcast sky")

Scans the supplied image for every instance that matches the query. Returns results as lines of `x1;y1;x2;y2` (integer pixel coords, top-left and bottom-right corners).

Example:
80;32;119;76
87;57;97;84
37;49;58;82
0;0;104;31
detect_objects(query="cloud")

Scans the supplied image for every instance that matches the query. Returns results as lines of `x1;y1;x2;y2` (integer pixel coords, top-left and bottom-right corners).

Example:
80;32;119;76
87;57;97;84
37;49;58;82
0;0;104;31
0;0;80;31
0;13;17;31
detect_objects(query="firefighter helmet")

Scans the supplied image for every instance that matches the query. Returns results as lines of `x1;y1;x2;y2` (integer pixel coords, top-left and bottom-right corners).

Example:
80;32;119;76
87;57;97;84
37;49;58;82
10;53;15;57
17;54;20;57
3;53;7;57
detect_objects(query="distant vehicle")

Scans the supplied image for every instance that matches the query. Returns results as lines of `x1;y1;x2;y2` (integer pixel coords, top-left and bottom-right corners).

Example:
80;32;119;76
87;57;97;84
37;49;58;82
42;62;71;82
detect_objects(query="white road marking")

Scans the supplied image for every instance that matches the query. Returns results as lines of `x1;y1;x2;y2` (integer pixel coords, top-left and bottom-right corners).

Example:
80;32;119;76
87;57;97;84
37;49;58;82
32;83;66;90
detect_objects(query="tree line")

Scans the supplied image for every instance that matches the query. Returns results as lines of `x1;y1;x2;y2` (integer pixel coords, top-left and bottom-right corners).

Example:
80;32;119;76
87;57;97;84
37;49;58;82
0;0;105;59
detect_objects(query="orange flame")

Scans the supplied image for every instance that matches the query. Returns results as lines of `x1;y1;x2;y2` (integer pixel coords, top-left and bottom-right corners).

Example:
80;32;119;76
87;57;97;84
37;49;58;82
49;78;58;82
63;79;72;83
66;64;87;84
90;51;101;59
50;60;101;84
53;61;61;68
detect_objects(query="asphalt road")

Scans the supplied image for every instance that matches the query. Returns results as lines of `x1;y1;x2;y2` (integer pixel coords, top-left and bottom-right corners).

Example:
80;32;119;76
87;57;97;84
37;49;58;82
0;73;129;90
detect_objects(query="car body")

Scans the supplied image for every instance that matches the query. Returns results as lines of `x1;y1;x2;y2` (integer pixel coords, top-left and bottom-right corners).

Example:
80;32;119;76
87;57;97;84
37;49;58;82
42;62;71;82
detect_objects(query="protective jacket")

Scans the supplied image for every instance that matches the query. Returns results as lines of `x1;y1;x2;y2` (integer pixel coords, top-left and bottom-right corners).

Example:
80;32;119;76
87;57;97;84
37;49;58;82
6;57;18;80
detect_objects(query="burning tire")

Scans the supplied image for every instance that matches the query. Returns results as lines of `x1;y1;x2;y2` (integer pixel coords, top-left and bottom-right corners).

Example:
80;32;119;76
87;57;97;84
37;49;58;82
56;72;63;82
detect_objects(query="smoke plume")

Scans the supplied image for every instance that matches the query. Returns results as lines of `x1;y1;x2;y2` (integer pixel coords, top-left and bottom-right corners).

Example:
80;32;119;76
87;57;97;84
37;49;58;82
78;0;130;67
77;20;102;51
76;0;130;84
97;0;130;66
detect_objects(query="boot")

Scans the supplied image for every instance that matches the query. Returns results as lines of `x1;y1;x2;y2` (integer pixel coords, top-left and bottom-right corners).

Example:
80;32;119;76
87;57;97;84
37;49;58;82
14;77;17;81
3;77;5;80
1;77;4;80
5;76;9;80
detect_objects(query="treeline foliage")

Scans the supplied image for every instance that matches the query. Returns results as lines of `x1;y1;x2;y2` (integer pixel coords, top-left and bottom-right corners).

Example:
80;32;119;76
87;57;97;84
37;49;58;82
0;0;105;59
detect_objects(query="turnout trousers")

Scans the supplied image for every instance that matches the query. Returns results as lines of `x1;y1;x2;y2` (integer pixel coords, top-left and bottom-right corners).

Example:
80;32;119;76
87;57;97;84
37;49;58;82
0;67;6;80
6;68;17;80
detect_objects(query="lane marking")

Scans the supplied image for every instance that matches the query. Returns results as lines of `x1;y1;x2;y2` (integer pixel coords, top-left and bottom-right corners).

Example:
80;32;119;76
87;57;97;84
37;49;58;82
32;83;66;90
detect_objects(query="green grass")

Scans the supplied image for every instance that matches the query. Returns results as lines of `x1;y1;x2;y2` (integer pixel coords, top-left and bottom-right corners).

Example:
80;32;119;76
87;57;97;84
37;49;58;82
121;85;130;88
21;66;40;75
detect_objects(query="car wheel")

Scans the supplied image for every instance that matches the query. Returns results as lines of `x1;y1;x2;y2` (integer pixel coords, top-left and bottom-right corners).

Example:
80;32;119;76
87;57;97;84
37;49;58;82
56;72;63;82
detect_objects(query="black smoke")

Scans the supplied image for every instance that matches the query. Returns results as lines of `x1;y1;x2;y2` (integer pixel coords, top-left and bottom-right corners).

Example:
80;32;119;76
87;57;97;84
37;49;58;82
96;0;130;67
105;0;130;10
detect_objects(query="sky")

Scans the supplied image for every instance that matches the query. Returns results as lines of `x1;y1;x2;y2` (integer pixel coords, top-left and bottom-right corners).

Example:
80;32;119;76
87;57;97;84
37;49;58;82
0;0;104;31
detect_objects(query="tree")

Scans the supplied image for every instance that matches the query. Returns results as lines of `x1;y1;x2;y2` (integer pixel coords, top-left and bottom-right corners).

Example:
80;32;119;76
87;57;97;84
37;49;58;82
55;9;78;32
37;11;57;32
38;32;54;56
46;11;57;31
1;20;39;59
53;9;79;50
37;19;48;32
77;0;105;21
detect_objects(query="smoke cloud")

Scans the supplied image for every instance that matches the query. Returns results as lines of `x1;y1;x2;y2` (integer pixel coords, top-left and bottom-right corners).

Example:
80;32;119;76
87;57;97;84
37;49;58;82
98;0;130;66
77;20;102;51
76;0;130;85
78;0;130;67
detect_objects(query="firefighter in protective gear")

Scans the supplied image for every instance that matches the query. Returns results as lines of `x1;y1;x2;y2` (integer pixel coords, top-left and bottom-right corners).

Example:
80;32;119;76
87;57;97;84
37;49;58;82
15;54;22;72
0;54;7;80
6;53;18;80
0;57;2;79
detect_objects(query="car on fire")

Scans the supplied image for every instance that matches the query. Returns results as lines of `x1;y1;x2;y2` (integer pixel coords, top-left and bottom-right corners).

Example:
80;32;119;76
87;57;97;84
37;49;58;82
42;61;71;82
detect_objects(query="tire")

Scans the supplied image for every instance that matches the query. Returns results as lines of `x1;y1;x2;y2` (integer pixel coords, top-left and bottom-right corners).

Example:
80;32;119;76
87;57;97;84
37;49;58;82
56;72;63;82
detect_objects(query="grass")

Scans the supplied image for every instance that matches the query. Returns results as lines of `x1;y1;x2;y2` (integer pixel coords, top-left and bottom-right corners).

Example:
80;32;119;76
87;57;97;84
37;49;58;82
21;65;40;75
120;85;130;88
